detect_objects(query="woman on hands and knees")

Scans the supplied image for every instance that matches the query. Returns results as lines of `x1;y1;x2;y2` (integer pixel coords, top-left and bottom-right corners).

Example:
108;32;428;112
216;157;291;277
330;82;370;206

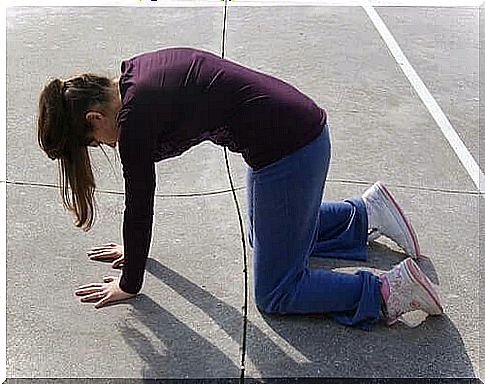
37;47;443;326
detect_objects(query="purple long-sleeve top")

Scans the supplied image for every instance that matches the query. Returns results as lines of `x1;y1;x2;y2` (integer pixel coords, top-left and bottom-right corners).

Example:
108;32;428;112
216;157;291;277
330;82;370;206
116;47;326;294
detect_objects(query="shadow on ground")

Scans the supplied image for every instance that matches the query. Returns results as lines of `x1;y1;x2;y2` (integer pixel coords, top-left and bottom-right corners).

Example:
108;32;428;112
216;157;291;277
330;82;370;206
260;244;470;377
111;248;474;379
311;241;441;285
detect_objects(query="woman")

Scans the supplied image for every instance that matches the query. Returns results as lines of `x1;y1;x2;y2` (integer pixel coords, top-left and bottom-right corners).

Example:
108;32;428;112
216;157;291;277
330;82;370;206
37;47;443;329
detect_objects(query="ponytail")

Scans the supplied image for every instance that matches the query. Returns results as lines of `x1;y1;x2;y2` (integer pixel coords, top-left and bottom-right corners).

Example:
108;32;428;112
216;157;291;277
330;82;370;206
37;74;113;231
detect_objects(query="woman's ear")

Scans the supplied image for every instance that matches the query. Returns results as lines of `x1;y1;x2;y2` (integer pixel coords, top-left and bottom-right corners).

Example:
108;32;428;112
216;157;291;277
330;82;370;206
85;111;104;131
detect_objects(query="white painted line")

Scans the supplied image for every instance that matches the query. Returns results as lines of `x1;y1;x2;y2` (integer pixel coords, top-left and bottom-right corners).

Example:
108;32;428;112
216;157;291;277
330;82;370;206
366;0;481;5
0;183;4;384
4;0;483;6
362;0;485;193
0;2;5;383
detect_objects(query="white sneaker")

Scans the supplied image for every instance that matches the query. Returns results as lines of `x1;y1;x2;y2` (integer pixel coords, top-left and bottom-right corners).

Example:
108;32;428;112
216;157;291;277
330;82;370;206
362;181;420;258
380;258;443;326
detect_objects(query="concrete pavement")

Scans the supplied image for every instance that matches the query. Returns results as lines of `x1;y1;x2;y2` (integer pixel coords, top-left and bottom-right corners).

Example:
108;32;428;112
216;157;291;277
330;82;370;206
5;4;481;381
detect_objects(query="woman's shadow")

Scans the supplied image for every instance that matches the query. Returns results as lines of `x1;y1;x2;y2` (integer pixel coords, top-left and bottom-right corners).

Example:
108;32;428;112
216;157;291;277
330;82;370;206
113;243;475;379
116;257;321;379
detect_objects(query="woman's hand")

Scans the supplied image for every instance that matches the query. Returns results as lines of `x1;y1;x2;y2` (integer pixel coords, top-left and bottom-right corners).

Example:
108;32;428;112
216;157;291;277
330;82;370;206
87;242;125;269
74;276;136;309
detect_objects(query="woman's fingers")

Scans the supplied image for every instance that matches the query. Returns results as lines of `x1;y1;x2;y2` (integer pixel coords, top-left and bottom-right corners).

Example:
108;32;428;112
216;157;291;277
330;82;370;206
75;277;135;309
95;293;112;309
76;282;103;290
87;243;122;261
74;286;103;296
88;248;115;255
88;246;112;252
112;257;125;269
88;247;112;253
87;243;119;252
81;291;106;302
88;251;118;260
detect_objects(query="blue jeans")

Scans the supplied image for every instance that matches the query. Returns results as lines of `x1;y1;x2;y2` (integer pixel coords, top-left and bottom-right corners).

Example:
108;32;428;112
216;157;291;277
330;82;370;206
246;123;381;330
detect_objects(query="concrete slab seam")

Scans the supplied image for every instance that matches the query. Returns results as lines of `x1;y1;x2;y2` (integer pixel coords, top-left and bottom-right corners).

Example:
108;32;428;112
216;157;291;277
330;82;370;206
4;179;481;197
361;0;485;193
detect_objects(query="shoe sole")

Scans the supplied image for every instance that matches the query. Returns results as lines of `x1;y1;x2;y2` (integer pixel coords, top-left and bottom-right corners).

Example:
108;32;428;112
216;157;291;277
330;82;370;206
403;258;443;315
368;228;381;242
375;181;421;258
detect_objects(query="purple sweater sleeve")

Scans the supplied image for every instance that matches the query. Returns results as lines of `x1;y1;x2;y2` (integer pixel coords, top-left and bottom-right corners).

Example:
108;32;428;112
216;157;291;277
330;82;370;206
117;103;156;294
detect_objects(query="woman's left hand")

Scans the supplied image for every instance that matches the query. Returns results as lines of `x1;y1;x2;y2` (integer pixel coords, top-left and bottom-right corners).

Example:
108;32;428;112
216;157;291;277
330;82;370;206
74;276;136;309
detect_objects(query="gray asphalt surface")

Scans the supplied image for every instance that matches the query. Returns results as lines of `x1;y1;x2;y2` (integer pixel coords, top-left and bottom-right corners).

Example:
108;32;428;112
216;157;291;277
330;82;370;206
5;4;481;380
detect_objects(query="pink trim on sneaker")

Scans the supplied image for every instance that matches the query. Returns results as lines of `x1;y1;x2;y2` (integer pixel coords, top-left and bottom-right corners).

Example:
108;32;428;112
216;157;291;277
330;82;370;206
404;259;443;313
376;181;421;258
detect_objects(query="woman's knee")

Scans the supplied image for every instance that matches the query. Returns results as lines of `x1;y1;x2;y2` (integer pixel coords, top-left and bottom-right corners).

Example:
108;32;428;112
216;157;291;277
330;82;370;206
255;294;279;314
254;268;308;313
254;284;290;314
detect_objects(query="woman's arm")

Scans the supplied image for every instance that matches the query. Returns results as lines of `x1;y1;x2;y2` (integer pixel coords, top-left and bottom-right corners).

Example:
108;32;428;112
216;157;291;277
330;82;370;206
118;108;157;295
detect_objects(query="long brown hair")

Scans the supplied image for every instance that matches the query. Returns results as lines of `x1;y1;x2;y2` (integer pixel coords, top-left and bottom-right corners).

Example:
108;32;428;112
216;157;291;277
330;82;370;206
37;74;115;232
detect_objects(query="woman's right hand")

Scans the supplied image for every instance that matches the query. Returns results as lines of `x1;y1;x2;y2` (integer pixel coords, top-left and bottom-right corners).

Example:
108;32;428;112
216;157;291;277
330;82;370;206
87;242;125;269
